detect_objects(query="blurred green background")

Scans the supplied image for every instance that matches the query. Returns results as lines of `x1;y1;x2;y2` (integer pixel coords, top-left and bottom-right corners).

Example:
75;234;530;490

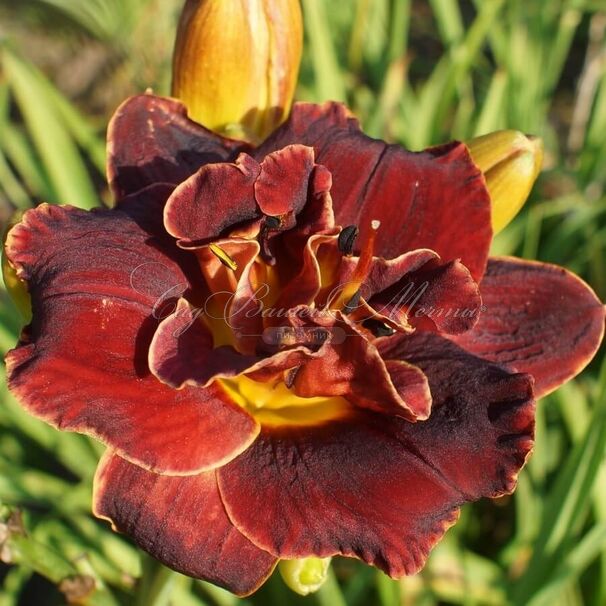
0;0;605;605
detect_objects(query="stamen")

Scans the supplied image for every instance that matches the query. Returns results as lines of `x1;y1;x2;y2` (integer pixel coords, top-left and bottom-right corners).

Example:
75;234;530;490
362;318;395;337
284;366;301;389
333;220;380;310
343;289;361;315
264;215;282;230
338;225;359;256
209;243;238;271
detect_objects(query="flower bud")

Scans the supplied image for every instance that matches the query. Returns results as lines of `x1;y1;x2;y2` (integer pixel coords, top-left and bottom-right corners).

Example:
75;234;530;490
2;212;32;323
466;130;544;234
172;0;303;143
279;557;331;596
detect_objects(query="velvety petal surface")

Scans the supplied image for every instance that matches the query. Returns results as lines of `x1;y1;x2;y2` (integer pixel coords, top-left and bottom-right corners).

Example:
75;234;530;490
338;249;481;334
164;144;319;247
5;202;258;474
451;257;606;397
218;333;534;576
164;153;260;245
286;309;431;420
256;102;492;280
107;94;248;201
149;298;317;388
94;453;277;596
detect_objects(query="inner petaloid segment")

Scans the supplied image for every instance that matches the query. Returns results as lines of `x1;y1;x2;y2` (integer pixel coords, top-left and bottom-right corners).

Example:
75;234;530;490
149;144;482;426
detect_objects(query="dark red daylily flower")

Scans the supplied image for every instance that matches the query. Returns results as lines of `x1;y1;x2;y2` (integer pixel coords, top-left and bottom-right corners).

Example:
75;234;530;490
5;94;605;596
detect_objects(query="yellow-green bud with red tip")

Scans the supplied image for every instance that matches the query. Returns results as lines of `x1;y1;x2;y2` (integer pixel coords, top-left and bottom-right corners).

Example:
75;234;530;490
172;0;303;143
466;130;544;234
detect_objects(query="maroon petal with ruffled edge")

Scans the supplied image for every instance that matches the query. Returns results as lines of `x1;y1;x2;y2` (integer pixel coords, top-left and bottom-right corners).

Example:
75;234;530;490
149;298;317;388
94;453;277;596
254;145;315;224
218;333;533;576
164;153;260;245
5;203;258;474
337;249;481;334
149;299;256;388
107;95;249;201
256;102;492;281
287;310;431;420
451;257;606;398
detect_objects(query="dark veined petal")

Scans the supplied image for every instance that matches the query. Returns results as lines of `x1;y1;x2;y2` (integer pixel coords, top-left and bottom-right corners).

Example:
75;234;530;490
451;257;606;398
94;453;277;596
149;298;316;388
107;94;249;201
5;202;258;474
286;309;431;420
218;333;534;576
380;332;535;497
256;102;492;281
164;153;260;246
339;249;482;334
163;144;318;246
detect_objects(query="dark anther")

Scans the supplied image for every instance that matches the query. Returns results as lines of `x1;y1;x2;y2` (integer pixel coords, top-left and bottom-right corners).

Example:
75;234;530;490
362;319;396;337
343;289;361;315
338;225;359;256
284;366;301;389
264;215;282;230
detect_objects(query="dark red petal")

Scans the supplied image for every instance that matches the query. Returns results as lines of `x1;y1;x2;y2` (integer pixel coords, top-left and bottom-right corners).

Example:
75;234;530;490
372;259;482;334
288;311;431;420
254;145;315;222
273;234;338;312
218;334;533;575
384;360;433;416
451;257;606;398
5;204;258;474
164;153;260;245
380;332;535;497
149;298;316;388
256;102;492;280
338;249;481;334
94;453;276;596
149;299;256;388
107;94;249;201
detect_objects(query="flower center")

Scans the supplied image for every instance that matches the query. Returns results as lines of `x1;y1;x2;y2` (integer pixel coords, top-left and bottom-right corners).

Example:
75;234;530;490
219;376;350;427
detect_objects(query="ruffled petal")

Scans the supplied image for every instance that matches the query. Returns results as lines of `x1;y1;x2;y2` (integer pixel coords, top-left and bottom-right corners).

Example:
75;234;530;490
107;94;249;201
254;145;315;223
451;257;606;397
339;249;481;334
149;299;256;388
256;102;492;280
287;310;431;420
5;203;258;474
149;298;316;388
94;453;277;596
218;333;533;576
164;144;321;248
164;153;260;245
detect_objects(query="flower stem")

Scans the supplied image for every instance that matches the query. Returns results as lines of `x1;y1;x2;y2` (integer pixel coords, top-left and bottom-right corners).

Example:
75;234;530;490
135;557;179;606
315;568;347;606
